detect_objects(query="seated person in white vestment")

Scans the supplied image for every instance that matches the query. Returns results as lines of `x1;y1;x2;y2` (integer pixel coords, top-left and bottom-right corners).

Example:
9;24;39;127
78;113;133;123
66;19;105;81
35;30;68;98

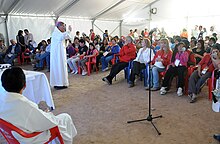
0;67;77;144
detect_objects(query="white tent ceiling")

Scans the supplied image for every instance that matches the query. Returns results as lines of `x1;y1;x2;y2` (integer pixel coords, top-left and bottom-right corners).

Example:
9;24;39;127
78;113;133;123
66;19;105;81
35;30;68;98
0;0;155;20
1;0;220;45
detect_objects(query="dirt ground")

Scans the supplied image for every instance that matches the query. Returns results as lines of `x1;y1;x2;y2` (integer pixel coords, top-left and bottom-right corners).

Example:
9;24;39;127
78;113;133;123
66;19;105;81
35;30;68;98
1;65;220;144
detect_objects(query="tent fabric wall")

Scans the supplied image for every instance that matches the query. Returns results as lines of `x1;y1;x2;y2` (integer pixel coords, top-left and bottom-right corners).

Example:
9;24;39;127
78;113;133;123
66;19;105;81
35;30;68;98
93;20;120;38
150;0;220;37
7;16;54;44
122;20;150;37
58;17;92;39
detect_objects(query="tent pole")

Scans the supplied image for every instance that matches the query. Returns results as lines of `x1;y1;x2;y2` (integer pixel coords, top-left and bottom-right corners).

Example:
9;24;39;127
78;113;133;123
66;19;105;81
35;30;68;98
92;19;95;30
149;4;153;30
54;16;59;24
94;23;104;34
4;15;9;46
110;25;120;36
119;20;123;37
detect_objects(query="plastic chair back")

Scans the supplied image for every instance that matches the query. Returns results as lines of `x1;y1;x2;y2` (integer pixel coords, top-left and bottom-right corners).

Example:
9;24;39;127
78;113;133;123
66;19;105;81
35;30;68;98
0;118;64;144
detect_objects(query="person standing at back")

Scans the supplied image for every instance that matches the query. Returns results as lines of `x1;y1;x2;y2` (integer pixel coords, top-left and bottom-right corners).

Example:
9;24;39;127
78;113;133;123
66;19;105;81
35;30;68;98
24;29;34;46
50;21;70;90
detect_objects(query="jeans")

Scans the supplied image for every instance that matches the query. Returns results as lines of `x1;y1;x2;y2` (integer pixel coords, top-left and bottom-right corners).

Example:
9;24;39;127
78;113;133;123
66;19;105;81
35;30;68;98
35;52;50;69
188;70;212;94
67;57;80;72
101;55;114;70
0;53;5;64
147;66;165;88
4;54;17;65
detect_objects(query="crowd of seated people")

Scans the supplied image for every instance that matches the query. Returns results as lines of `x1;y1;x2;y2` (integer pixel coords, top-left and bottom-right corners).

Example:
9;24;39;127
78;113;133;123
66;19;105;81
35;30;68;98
33;39;51;71
1;26;220;100
1;26;219;142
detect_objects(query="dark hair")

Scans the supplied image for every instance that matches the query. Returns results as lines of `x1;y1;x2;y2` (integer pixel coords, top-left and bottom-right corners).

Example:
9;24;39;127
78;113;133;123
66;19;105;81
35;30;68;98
1;67;26;93
174;36;181;43
79;39;85;44
191;36;196;41
74;37;79;41
171;42;185;62
213;43;220;51
114;36;119;40
24;29;29;32
111;37;117;42
197;39;205;51
205;36;210;40
17;30;23;36
88;43;96;55
76;31;80;35
181;39;190;48
47;39;51;43
41;40;47;47
209;37;216;43
89;43;95;49
191;39;197;46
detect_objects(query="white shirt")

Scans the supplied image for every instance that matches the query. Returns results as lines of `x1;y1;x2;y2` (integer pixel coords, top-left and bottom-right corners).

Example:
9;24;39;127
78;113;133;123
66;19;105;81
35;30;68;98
134;47;155;64
24;33;34;45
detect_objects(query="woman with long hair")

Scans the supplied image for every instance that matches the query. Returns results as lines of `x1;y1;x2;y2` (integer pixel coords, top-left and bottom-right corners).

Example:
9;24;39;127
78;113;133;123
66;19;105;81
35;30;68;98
192;39;205;64
79;43;98;76
146;38;172;91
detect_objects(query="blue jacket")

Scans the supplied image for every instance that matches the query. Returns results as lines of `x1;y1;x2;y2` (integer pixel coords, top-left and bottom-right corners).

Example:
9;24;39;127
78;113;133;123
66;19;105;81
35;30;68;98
6;44;21;55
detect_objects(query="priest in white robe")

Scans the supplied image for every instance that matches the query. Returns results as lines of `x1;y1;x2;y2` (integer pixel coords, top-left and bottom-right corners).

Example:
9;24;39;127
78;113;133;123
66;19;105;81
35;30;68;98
0;67;77;144
50;21;70;90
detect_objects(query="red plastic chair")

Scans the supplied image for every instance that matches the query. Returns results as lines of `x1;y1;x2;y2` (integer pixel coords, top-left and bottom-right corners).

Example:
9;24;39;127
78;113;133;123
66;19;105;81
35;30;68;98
77;55;84;74
208;71;216;101
159;65;196;95
111;53;120;65
21;52;31;64
0;118;64;144
86;54;98;76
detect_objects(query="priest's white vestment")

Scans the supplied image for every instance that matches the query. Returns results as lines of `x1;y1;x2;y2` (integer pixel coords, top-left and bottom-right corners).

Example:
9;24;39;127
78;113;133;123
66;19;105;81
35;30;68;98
0;92;77;144
50;27;69;87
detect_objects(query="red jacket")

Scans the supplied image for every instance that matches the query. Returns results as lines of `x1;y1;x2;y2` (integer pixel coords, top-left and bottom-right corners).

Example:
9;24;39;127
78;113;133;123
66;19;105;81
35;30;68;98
119;43;136;62
186;50;196;66
152;50;172;67
198;54;214;72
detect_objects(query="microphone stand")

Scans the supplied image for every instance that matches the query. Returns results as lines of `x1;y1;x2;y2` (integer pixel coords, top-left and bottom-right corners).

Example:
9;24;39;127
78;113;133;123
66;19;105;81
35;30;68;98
127;31;162;135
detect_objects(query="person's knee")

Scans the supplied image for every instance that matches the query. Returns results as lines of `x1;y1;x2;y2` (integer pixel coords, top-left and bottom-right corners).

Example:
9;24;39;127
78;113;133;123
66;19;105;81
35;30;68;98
67;58;71;63
152;67;157;72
